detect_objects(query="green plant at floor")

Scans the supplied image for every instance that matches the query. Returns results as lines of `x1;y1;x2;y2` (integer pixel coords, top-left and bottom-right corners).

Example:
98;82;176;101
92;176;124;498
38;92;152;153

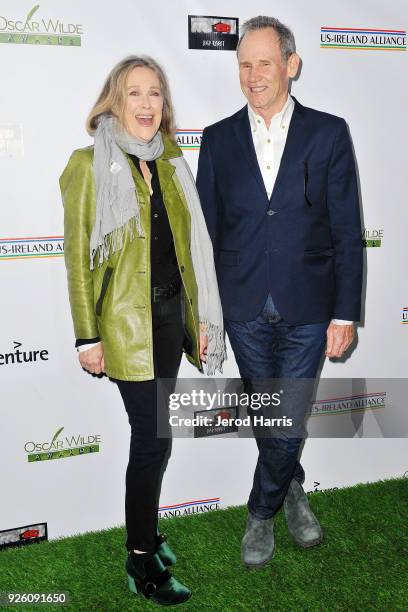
0;478;407;611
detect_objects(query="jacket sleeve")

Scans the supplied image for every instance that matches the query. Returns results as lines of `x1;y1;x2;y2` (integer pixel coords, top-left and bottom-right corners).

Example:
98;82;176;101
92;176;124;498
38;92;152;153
196;128;219;246
327;120;363;322
59;149;99;339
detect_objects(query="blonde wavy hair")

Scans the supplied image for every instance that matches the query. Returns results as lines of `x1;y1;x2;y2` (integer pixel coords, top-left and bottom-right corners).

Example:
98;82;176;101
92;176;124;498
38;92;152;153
86;55;176;138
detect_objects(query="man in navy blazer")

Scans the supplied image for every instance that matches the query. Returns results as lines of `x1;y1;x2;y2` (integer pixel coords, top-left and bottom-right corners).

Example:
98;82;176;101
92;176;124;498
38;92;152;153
197;16;363;568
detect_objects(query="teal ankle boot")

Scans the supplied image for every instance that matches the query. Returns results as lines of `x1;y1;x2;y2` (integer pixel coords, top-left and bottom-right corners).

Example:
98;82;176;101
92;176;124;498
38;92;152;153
126;551;191;605
156;530;177;567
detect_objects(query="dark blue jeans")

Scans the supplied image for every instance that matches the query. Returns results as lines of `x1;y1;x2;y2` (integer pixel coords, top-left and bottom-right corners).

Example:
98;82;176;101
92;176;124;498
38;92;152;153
224;294;329;519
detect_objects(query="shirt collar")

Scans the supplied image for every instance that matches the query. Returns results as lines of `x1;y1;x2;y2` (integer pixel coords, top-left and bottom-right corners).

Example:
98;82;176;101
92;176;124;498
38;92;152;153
248;94;294;133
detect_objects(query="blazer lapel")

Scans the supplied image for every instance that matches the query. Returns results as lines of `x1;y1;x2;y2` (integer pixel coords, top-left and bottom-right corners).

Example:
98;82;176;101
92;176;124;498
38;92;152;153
233;106;269;202
270;97;308;201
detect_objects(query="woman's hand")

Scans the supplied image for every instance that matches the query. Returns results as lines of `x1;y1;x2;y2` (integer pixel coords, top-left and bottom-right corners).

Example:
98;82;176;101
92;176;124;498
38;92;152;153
78;342;105;375
200;332;208;363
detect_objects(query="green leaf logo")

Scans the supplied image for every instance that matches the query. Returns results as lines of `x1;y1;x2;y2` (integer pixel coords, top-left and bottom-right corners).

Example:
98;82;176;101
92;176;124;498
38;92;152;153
51;427;64;443
26;4;40;23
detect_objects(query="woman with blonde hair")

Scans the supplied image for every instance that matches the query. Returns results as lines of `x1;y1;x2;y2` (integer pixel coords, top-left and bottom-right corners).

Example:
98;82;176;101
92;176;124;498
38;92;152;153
60;55;225;606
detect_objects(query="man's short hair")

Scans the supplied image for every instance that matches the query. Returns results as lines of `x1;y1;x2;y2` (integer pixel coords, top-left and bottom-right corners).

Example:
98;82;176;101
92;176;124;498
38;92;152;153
237;16;296;61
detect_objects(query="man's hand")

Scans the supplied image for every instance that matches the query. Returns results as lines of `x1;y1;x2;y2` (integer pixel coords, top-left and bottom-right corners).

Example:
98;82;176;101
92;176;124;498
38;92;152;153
79;343;105;375
200;332;208;362
325;323;354;359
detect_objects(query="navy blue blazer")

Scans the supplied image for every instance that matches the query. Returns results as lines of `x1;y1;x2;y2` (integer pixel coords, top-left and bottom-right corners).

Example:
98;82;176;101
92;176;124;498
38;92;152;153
197;98;363;324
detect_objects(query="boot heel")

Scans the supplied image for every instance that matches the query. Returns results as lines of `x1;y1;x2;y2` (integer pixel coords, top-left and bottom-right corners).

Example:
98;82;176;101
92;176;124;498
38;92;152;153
127;573;139;594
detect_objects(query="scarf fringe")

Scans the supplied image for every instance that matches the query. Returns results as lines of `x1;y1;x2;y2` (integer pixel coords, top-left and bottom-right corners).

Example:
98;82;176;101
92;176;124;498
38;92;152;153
200;318;227;376
90;214;143;270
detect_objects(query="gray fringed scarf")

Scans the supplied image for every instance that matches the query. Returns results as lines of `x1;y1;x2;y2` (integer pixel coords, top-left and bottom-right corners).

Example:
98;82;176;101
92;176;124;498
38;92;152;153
91;115;226;375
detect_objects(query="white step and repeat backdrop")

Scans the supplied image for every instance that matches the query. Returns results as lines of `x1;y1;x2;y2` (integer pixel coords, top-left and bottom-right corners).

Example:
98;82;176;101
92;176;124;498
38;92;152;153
1;0;407;544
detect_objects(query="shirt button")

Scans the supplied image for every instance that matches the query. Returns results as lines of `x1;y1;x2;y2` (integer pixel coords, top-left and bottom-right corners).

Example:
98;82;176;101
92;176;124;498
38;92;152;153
267;139;271;143
266;165;271;170
267;210;276;216
281;125;286;130
257;119;261;124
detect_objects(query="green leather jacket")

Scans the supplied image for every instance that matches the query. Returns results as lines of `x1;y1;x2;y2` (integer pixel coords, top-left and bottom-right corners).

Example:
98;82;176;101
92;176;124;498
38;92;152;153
60;134;202;381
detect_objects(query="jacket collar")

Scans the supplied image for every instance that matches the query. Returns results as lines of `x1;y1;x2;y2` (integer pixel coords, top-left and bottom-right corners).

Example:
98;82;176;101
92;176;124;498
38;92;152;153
160;132;182;160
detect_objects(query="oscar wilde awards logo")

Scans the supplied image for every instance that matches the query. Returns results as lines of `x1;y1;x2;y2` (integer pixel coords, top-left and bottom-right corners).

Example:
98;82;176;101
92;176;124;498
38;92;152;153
321;26;406;51
362;228;384;248
0;235;64;260
0;4;83;46
188;16;238;50
176;130;203;151
158;498;221;519
24;426;101;462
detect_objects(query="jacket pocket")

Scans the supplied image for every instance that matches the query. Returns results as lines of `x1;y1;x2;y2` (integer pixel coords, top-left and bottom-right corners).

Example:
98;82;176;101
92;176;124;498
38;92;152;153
96;266;114;316
303;249;334;260
304;248;334;255
217;250;240;266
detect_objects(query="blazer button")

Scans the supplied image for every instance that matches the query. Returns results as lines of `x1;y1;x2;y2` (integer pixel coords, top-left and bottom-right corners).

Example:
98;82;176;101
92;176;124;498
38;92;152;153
180;265;185;272
267;209;276;216
190;298;193;305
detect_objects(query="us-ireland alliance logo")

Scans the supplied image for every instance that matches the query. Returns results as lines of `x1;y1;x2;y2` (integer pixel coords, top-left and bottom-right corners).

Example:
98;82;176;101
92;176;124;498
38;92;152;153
176;130;203;151
321;26;406;51
0;236;64;260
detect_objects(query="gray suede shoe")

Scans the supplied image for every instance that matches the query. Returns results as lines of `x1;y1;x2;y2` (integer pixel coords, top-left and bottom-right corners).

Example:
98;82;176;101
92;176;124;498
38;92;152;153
283;478;323;548
241;513;275;569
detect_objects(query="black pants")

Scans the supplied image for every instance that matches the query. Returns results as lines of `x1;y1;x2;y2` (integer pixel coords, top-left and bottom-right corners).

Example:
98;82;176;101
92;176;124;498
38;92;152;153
115;291;184;553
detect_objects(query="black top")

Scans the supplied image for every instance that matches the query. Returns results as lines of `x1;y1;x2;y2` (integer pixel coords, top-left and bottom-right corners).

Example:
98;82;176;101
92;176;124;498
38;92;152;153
75;155;180;348
129;155;179;286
